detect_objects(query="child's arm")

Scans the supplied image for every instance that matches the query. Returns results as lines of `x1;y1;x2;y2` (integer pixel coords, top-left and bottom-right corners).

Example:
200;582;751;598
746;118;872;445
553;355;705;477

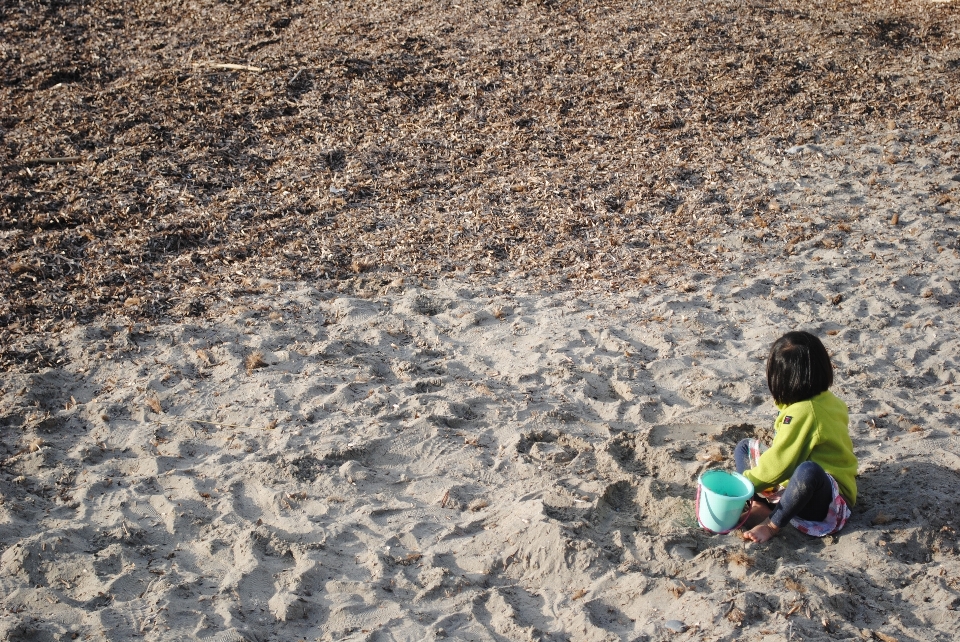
742;405;818;491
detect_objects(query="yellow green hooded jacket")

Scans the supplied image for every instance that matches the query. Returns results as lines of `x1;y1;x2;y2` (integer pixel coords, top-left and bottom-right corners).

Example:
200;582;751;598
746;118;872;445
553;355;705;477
743;390;858;505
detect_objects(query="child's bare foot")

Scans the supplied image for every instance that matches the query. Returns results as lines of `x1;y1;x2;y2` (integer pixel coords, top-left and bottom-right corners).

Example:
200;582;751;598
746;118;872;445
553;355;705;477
742;520;779;543
740;501;772;530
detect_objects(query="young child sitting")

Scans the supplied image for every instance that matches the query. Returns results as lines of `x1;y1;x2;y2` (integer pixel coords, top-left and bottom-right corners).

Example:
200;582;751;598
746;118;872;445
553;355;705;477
735;330;858;543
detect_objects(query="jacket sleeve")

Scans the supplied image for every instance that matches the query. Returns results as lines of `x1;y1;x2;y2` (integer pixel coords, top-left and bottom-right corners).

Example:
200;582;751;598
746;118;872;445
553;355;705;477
742;405;818;491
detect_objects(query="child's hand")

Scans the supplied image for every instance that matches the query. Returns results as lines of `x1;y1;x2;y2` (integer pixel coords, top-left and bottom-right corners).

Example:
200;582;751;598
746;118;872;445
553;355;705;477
742;521;779;543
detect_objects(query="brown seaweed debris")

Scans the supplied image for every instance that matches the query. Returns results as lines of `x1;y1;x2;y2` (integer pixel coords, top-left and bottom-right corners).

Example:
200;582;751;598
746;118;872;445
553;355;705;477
245;351;267;375
2;0;959;370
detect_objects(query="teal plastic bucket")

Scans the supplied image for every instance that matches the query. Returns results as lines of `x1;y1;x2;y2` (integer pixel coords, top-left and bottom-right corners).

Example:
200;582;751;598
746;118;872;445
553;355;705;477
696;470;754;533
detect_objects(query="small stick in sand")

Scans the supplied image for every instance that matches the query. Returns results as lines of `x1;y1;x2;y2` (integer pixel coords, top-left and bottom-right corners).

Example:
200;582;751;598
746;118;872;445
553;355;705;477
20;156;82;166
196;62;265;72
190;419;246;429
2;438;45;465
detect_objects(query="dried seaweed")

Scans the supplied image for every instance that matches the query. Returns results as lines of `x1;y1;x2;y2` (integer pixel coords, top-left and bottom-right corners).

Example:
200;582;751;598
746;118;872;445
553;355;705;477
2;0;959;368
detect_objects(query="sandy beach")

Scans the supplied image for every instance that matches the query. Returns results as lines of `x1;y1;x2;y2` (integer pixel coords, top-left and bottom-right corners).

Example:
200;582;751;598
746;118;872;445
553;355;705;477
3;127;960;640
3;0;960;640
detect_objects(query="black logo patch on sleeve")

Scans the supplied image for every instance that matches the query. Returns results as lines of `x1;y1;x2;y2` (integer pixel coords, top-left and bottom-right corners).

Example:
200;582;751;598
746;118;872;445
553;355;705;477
783;416;793;425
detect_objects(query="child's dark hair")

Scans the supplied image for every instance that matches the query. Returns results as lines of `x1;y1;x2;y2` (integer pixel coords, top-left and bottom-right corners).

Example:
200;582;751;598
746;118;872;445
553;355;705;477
766;331;834;405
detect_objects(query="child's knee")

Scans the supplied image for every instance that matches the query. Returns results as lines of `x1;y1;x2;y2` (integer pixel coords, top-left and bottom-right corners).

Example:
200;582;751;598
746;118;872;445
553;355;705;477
795;460;824;474
793;460;825;484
